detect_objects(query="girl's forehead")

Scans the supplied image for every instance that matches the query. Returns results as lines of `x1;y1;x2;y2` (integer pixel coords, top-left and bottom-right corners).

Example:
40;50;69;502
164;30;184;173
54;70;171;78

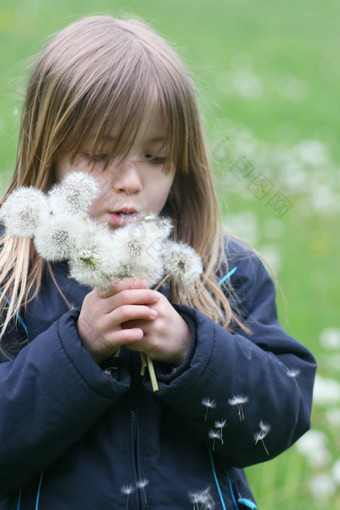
92;105;168;146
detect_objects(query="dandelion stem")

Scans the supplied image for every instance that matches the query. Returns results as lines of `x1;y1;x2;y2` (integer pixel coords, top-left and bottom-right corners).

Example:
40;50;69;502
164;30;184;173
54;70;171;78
147;355;159;392
114;346;121;358
154;272;171;291
262;439;270;456
140;353;147;376
142;488;147;504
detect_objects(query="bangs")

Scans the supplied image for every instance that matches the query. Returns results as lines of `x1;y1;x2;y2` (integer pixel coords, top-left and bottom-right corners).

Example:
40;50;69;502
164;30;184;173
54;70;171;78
57;41;188;176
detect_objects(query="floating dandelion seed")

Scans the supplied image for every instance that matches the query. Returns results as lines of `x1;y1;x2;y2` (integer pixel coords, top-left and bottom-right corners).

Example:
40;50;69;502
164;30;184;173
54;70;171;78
208;429;222;451
202;398;217;421
254;420;271;455
0;187;49;237
120;484;135;510
214;419;227;445
48;171;99;216
189;487;215;510
136;478;149;504
287;368;301;388
228;395;249;421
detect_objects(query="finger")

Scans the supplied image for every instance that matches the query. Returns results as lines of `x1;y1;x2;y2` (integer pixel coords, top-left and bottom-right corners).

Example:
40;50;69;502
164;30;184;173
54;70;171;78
101;289;160;314
101;277;150;297
107;304;158;326
107;327;144;345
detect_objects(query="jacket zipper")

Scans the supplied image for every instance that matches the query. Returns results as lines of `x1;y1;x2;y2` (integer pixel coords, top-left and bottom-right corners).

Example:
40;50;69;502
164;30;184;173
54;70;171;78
130;392;145;509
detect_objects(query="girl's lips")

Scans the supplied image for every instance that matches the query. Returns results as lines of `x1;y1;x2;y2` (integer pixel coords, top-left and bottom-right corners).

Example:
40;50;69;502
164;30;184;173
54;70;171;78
108;211;139;227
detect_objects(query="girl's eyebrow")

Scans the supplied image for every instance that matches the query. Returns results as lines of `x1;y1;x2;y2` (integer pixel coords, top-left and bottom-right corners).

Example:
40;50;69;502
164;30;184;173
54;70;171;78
100;135;166;143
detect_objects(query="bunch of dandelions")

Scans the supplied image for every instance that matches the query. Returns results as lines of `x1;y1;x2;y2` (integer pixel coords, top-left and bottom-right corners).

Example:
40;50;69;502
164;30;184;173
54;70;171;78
0;171;203;392
0;172;100;263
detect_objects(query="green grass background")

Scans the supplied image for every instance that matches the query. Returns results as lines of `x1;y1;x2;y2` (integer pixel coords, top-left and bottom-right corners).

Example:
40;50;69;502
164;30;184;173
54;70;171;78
1;1;339;508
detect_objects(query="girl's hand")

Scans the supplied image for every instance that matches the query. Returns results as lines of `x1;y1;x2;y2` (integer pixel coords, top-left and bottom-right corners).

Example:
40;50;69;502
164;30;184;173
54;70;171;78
77;278;161;363
122;291;192;367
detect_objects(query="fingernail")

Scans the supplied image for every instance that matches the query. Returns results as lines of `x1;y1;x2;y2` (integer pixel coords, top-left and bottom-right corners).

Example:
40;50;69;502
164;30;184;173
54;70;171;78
150;310;158;319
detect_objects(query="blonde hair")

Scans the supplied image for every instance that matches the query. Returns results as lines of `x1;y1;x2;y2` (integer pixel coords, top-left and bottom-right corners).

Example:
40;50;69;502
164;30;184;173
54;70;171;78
0;15;244;356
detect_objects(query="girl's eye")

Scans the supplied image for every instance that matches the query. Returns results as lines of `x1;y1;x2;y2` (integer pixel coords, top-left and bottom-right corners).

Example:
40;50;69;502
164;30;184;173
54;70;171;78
92;153;109;163
81;152;108;163
145;154;166;165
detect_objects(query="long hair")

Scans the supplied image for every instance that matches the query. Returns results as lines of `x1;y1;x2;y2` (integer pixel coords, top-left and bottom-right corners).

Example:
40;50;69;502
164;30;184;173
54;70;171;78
0;15;244;351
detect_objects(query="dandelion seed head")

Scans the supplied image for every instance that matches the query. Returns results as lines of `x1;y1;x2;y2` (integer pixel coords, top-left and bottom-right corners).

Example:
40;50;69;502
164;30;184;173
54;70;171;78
112;218;165;286
137;213;172;241
0;187;49;237
34;215;79;261
69;223;122;290
48;171;99;216
163;240;202;287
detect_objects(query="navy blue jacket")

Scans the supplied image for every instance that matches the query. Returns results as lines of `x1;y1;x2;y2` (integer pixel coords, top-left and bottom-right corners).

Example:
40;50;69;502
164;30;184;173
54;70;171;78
0;237;316;509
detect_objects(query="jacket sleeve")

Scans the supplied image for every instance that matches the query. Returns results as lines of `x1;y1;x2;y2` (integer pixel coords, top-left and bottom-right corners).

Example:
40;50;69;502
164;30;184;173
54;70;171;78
0;309;130;493
154;239;317;468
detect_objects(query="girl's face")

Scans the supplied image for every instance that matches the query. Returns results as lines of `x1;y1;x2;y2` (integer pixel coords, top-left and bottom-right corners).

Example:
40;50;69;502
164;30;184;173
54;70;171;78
56;107;175;230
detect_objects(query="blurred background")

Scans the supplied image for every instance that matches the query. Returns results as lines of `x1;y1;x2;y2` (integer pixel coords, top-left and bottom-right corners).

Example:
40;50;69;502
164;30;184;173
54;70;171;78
0;0;339;508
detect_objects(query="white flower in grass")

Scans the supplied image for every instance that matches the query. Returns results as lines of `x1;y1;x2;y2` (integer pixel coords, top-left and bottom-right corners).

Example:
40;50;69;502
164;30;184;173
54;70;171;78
162;240;203;287
295;429;330;468
326;408;340;427
202;398;217;421
34;214;80;261
313;375;340;405
228;395;249;421
254;420;271;455
120;484;135;510
48;171;99;216
332;459;340;486
319;327;340;349
208;429;222;451
309;473;335;502
0;187;49;237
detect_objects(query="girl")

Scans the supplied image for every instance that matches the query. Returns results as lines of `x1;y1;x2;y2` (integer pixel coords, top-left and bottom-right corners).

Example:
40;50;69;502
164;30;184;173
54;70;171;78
0;15;316;510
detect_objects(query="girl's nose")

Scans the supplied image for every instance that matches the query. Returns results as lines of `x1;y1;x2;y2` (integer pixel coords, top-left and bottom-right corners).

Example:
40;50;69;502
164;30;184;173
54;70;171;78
111;159;142;195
